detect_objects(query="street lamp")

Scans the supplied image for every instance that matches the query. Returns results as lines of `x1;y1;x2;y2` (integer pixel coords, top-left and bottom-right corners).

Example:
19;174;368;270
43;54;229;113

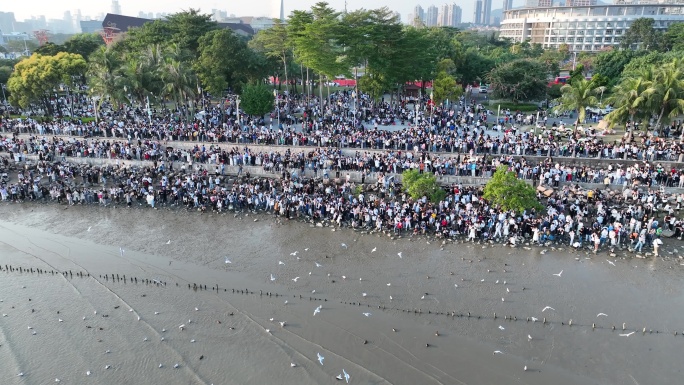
430;91;434;126
414;101;419;127
572;51;578;71
273;89;280;129
351;91;357;128
235;96;241;127
1;84;7;117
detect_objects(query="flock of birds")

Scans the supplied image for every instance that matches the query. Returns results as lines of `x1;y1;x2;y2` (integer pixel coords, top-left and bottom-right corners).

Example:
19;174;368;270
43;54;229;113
1;224;670;384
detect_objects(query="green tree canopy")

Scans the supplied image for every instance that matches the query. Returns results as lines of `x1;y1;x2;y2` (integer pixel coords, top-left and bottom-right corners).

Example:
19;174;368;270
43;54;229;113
487;59;548;102
483;166;543;213
240;83;275;117
195;29;251;95
401;169;446;203
7;52;87;113
621;17;662;50
555;78;599;124
663;22;684;52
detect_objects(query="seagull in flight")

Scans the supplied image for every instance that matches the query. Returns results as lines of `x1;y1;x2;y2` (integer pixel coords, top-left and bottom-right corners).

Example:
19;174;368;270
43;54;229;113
620;331;635;337
553;270;563;277
270;274;276;281
317;352;325;365
279;261;285;265
498;325;505;330
292;277;300;282
314;305;322;316
87;226;92;232
606;260;616;266
304;248;309;251
225;258;232;264
542;306;555;312
493;350;504;355
371;247;377;253
397;252;402;258
343;369;351;383
363;312;371;317
387;283;391;286
315;262;322;268
597;313;608;317
166;240;171;244
530;317;538;322
290;251;298;256
341;243;348;249
528;334;533;341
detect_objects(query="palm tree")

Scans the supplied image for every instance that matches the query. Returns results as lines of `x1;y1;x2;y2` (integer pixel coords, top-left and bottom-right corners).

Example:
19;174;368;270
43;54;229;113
605;68;653;128
555;78;600;126
162;58;196;116
646;59;684;131
86;46;127;119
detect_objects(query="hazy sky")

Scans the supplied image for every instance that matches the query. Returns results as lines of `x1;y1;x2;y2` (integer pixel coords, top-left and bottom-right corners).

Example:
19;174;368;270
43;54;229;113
4;0;499;25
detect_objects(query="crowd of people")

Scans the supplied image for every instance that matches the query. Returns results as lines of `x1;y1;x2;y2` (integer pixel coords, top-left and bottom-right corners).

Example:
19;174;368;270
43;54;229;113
0;142;680;258
2;90;684;257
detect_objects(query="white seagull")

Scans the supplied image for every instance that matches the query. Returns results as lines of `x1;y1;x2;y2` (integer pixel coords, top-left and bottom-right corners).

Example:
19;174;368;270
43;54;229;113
315;262;322;268
387;283;391;286
317;352;325;365
620;332;635;337
343;369;350;383
530;317;538;322
606;260;616;266
290;251;298;256
553;270;563;277
225;258;232;264
362;293;367;297
528;334;533;340
166;240;171;244
597;313;608;317
493;350;504;355
279;261;285;265
498;325;505;330
270;274;276;281
291;363;297;367
292;277;300;282
371;247;377;253
86;371;91;376
87;226;92;232
542;306;555;312
105;365;111;369
314;305;322;316
397;252;402;258
341;243;348;249
363;312;371;317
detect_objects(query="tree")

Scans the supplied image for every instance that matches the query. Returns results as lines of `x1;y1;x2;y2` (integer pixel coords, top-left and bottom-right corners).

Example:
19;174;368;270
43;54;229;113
555;78;599;124
87;46;127;116
663;22;684;52
605;69;652;127
432;59;463;105
7;52;87;114
646;59;684;130
162;45;197;113
63;33;105;59
593;49;642;86
401;169;446;203
487;59;548;102
483;166;543;213
195;29;250;95
621;18;662;50
250;19;291;92
0;66;12;85
240;83;274;117
164;9;218;57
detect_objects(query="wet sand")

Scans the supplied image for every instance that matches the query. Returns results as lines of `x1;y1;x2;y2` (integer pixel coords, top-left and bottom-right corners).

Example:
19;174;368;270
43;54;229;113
0;203;682;384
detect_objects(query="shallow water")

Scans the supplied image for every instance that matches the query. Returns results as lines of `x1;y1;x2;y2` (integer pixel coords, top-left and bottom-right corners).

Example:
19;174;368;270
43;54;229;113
0;203;682;384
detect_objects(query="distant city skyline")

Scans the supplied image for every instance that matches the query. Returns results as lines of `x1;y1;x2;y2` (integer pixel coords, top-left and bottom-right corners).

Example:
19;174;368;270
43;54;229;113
2;0;518;26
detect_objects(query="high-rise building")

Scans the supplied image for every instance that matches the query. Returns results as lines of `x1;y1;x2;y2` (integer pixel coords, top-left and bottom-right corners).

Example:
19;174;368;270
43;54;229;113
525;0;552;6
503;0;513;10
111;0;122;15
438;4;462;26
482;0;492;25
426;5;439;26
438;4;450;26
448;4;462;25
474;0;483;24
566;0;597;6
412;5;425;26
280;0;285;21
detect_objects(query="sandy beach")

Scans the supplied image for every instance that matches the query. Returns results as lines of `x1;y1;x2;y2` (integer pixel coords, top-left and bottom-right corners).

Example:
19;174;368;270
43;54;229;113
0;202;683;385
